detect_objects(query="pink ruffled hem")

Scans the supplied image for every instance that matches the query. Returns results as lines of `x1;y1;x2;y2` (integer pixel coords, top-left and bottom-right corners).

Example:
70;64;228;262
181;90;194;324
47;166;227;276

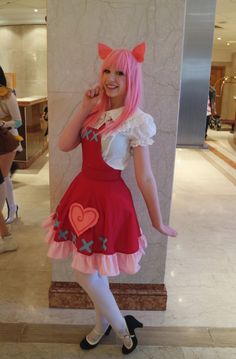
42;212;147;277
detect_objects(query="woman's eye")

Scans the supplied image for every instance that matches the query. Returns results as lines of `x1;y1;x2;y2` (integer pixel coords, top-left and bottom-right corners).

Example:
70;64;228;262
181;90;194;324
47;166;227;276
117;71;124;76
103;69;110;74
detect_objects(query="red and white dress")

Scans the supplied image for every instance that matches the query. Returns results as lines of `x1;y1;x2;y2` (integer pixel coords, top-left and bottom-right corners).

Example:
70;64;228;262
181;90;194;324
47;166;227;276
44;107;156;276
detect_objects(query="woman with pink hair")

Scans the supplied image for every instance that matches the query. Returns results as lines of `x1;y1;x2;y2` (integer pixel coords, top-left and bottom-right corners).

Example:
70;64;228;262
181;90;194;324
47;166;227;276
44;43;177;354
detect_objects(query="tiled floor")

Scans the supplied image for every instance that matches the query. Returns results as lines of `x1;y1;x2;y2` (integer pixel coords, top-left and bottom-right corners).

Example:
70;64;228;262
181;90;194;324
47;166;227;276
1;343;236;359
206;128;236;169
206;128;236;163
0;128;236;357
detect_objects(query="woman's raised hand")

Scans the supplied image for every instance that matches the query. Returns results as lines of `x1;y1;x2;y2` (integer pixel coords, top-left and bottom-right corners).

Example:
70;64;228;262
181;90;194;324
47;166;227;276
81;85;103;114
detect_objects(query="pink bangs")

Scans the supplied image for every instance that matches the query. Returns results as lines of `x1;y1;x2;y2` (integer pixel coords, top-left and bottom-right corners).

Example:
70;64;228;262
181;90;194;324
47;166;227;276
84;48;143;134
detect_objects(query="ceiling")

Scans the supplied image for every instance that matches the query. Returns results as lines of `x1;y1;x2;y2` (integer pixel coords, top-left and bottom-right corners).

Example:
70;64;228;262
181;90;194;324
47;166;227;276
0;0;235;52
0;0;46;25
214;0;236;52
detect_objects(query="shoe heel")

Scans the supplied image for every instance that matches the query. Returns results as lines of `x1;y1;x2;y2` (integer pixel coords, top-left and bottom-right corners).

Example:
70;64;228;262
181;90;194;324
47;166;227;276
125;315;143;330
105;325;111;336
133;318;143;329
16;205;19;218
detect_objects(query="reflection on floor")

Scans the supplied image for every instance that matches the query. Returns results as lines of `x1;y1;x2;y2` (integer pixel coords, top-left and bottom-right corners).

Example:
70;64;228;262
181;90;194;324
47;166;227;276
206;128;236;167
0;128;235;357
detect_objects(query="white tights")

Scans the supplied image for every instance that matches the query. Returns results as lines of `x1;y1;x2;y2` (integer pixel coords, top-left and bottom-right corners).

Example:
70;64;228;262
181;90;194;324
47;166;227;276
76;271;128;340
0;175;15;213
0;181;6;211
5;175;16;210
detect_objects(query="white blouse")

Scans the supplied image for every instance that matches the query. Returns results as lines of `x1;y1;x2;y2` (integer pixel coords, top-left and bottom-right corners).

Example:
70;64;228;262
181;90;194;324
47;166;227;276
93;107;156;170
0;92;22;129
0;91;23;152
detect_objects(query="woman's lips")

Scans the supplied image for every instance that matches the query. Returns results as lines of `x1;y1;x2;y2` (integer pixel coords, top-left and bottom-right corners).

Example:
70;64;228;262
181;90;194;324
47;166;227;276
106;84;118;89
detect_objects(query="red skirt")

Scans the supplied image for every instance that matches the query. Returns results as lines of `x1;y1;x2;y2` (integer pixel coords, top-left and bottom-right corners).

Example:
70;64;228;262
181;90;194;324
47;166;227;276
43;126;147;276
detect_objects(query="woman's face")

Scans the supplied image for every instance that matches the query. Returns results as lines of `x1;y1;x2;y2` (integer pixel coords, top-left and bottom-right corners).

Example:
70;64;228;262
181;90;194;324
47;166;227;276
101;66;127;108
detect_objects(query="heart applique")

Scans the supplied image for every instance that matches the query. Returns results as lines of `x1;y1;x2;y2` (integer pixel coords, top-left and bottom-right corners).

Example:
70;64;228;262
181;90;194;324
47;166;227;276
69;203;99;237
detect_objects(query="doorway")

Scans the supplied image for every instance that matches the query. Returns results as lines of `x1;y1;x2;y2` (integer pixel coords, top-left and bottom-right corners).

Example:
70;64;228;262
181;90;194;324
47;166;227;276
210;65;225;115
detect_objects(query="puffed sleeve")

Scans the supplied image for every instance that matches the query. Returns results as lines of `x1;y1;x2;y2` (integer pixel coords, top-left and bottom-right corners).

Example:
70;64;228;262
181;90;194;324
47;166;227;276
129;111;156;148
4;93;22;129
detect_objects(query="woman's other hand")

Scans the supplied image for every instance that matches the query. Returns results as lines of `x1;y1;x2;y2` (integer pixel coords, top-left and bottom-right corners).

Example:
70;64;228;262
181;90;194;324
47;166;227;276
153;223;177;237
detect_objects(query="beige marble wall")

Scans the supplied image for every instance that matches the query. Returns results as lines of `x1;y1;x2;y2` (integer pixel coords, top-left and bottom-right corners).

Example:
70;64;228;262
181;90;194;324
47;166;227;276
48;0;186;284
0;25;47;97
232;53;236;145
212;61;234;119
211;58;236;124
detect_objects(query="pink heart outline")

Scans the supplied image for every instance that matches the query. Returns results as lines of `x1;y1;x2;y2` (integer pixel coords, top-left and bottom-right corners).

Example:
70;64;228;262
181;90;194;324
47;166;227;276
69;203;99;237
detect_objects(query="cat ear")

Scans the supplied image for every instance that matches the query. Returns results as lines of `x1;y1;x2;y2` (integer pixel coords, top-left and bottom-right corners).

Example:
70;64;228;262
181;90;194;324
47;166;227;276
131;42;146;63
98;43;113;60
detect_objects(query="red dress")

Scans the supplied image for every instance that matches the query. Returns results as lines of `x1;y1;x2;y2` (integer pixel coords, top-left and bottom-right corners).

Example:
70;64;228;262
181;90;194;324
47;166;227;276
44;127;147;276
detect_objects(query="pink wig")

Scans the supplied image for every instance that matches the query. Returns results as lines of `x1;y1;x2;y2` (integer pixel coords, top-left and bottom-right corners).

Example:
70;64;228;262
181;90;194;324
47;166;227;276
84;43;145;134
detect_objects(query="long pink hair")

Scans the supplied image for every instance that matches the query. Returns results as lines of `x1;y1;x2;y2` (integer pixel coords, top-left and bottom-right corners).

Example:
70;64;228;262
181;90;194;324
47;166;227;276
83;43;145;134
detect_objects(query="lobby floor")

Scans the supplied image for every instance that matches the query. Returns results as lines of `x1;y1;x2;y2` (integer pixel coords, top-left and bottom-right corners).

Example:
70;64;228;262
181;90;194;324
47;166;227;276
0;128;236;357
0;343;236;359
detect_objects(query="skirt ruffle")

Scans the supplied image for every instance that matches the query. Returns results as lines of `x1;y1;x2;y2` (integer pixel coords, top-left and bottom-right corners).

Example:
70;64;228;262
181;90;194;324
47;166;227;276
43;212;147;277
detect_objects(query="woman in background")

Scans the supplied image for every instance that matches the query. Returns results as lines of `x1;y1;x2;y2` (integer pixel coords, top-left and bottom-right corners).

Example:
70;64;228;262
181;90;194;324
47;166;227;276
0;66;22;223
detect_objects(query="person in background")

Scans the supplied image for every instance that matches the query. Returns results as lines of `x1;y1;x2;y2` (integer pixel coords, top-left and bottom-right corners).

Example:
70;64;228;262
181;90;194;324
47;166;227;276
42;105;48;137
205;85;216;139
0;169;17;253
0;66;22;223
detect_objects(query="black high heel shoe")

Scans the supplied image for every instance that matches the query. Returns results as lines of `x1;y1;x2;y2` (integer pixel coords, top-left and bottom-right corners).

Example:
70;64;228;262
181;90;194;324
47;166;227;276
80;324;112;350
122;315;143;355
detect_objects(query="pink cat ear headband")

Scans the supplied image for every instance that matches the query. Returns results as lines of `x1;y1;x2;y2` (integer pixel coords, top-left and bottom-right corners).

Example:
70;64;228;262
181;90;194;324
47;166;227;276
98;42;146;63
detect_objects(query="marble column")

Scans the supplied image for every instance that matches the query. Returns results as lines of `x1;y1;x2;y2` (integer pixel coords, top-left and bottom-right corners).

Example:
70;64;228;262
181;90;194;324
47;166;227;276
231;53;236;145
47;0;185;309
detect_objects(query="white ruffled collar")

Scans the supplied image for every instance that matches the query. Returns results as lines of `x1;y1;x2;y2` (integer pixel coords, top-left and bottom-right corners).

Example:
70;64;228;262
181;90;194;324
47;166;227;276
104;106;124;121
95;107;124;129
95;107;144;132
